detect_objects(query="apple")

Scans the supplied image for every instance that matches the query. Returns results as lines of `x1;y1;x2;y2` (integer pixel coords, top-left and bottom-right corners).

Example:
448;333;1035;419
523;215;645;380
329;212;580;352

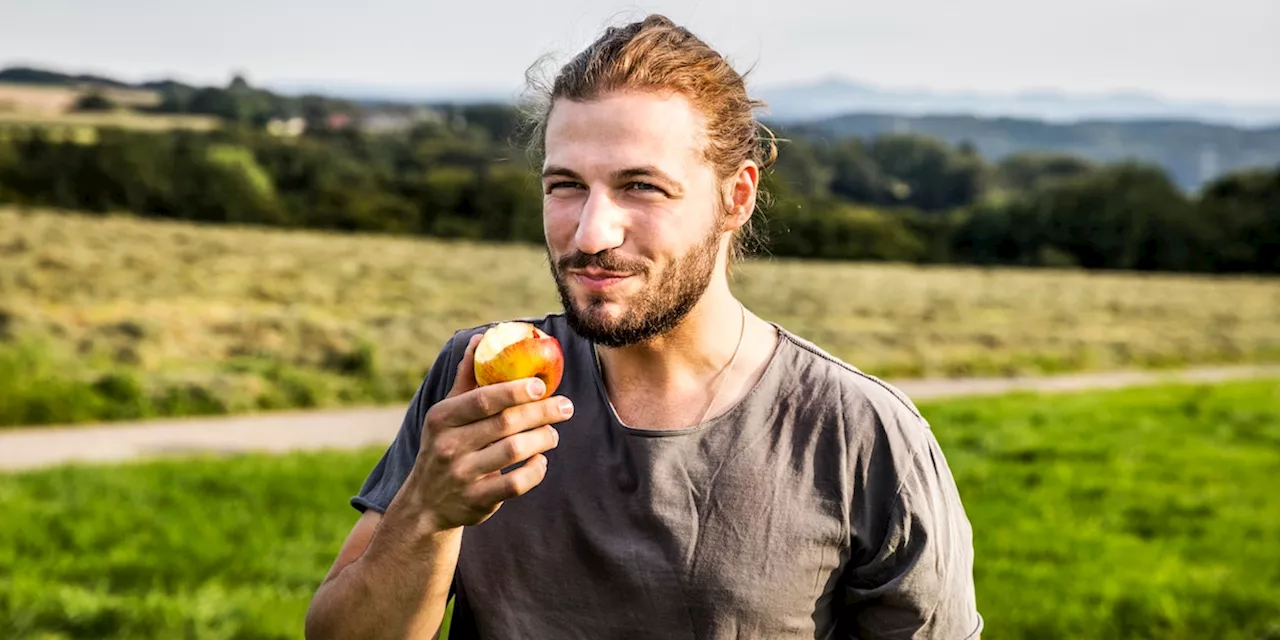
473;322;565;396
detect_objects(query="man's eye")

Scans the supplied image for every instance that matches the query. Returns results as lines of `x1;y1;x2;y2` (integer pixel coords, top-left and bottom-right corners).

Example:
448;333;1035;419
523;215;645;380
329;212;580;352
628;181;664;194
546;181;582;193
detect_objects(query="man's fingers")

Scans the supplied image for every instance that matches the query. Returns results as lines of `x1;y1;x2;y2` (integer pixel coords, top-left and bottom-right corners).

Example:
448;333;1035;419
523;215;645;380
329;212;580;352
446;333;484;400
456;395;573;451
468;454;549;504
458;426;559;479
428;376;549;431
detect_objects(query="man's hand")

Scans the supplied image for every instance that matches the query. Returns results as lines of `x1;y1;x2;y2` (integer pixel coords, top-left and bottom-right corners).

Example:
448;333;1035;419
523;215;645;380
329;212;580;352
408;333;575;531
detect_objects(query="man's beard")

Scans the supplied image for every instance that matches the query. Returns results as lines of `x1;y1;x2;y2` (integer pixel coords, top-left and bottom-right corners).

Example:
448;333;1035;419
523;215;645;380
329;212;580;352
548;228;721;348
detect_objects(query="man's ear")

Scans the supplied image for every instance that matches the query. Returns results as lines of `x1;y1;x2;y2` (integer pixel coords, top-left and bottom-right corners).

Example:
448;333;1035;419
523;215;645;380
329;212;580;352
722;161;760;231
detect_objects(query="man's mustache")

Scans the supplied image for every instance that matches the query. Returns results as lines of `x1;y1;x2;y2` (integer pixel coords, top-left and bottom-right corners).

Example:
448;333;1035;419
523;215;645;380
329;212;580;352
556;250;648;275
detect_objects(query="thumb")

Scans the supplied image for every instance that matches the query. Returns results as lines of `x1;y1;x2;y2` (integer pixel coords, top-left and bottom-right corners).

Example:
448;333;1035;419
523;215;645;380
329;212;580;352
447;333;483;399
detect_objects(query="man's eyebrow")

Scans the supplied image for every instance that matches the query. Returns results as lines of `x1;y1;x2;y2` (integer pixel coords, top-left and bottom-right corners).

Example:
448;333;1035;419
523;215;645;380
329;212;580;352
541;165;583;180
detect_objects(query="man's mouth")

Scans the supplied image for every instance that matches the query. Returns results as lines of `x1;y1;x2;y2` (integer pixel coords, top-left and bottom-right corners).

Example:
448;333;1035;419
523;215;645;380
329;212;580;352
570;268;633;292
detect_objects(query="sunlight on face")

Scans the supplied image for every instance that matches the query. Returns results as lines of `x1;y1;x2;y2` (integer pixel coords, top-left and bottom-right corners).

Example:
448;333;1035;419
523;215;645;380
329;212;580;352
541;91;726;347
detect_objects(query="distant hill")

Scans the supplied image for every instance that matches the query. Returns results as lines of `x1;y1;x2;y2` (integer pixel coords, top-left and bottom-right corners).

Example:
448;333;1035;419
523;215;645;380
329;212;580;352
0;66;136;89
788;113;1280;191
757;77;1280;128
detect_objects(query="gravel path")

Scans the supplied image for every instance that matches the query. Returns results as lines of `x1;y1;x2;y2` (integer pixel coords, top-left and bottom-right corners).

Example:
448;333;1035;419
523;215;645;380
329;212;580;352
3;365;1278;472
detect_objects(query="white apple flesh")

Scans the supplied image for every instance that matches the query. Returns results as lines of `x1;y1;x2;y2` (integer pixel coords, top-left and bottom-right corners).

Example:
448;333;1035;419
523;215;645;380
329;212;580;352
473;322;565;396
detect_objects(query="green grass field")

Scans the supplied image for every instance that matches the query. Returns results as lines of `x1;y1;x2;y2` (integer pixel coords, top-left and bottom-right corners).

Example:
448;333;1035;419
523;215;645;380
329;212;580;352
3;379;1279;639
3;208;1279;428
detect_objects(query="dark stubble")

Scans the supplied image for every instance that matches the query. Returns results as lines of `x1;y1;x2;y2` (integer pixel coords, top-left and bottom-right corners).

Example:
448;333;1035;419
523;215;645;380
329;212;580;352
548;226;721;348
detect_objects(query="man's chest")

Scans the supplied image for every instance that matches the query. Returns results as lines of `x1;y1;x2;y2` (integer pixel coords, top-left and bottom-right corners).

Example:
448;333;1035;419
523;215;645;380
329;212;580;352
453;416;852;639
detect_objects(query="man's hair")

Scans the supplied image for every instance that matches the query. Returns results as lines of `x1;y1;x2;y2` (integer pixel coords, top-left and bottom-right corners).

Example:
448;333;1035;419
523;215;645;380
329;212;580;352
523;14;779;265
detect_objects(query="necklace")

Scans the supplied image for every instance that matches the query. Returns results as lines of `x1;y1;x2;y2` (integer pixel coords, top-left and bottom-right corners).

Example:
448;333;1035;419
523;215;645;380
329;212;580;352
592;302;747;427
698;301;747;425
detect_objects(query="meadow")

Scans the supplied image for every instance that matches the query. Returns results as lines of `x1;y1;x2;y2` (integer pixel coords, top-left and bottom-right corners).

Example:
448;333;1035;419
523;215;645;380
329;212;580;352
2;207;1279;426
0;83;218;133
0;82;162;114
0;111;220;132
2;378;1278;639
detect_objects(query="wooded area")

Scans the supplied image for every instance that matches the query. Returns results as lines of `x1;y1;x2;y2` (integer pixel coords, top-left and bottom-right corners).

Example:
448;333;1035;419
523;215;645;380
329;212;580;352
0;72;1276;274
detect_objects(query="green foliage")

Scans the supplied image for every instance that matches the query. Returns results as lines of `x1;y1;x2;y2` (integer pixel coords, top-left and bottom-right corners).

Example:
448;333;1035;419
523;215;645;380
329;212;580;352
1197;167;1280;272
72;92;116;113
2;380;1279;638
952;163;1234;271
799;112;1280;191
2;94;1280;273
996;151;1096;192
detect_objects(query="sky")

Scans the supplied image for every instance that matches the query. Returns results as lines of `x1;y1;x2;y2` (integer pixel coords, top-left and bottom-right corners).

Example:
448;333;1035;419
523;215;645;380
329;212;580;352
3;0;1279;104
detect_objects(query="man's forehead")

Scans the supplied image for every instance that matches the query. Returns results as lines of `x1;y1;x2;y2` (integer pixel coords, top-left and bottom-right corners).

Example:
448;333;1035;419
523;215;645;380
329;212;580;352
543;92;709;172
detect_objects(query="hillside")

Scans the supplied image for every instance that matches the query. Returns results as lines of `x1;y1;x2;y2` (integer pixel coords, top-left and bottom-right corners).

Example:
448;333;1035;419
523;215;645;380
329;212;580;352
3;208;1279;426
789;113;1280;191
757;77;1280;127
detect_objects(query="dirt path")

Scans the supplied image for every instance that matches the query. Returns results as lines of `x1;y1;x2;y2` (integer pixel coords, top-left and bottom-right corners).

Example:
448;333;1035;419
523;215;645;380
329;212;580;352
3;365;1278;472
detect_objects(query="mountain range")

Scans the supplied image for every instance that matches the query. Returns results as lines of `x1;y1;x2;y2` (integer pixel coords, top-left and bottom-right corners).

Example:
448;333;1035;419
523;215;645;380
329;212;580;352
754;77;1280;128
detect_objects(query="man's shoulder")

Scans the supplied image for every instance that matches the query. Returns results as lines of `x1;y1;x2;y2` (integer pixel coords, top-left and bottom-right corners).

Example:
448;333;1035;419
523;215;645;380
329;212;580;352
773;322;926;427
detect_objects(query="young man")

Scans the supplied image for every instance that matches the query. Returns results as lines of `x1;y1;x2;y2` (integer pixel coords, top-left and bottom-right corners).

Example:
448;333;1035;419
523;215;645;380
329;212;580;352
306;15;981;640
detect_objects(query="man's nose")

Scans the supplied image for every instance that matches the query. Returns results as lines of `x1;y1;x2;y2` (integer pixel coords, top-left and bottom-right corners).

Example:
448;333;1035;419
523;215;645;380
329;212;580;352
574;189;626;256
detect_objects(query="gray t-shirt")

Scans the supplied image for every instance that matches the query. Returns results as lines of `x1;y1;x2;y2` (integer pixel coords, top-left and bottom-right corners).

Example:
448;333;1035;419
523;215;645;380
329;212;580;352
353;313;983;640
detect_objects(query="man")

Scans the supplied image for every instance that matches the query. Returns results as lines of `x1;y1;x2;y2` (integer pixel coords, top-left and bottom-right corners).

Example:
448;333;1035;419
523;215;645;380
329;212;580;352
306;14;981;640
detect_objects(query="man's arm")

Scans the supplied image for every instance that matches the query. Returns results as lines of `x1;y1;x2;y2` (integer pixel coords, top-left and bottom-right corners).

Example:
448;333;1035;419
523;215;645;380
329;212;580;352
305;508;460;640
305;333;574;640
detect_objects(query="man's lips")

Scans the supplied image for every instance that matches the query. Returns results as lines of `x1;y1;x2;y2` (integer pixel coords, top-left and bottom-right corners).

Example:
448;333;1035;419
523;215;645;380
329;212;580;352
569;268;634;292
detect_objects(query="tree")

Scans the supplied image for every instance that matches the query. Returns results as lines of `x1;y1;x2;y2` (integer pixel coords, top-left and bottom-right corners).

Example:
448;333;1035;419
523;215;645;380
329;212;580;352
870;134;989;211
997;152;1095;192
1197;166;1280;272
73;91;116;112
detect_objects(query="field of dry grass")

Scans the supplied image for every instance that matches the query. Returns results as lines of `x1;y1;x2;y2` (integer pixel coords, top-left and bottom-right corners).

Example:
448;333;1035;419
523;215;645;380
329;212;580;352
2;207;1278;426
0;82;218;132
0;111;220;132
0;82;161;114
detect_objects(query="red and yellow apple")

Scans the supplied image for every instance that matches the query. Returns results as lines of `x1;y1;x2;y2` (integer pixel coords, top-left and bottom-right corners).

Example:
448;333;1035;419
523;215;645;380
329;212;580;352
473;322;564;396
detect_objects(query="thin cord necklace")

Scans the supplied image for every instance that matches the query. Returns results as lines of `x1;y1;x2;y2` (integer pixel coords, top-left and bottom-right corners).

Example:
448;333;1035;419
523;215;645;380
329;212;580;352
698;301;746;425
593;302;747;427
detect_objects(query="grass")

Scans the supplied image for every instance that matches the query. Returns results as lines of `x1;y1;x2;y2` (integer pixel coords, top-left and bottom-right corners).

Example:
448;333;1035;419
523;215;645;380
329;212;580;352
0;111;220;132
0;83;161;113
2;207;1279;427
2;379;1278;638
0;83;217;133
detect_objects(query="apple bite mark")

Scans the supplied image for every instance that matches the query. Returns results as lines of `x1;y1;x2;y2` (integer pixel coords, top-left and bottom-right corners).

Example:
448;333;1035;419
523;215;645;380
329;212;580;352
473;322;566;396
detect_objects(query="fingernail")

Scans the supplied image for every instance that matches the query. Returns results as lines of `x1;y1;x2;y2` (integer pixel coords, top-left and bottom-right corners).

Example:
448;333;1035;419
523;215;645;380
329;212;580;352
528;379;546;398
551;427;560;446
558;397;574;418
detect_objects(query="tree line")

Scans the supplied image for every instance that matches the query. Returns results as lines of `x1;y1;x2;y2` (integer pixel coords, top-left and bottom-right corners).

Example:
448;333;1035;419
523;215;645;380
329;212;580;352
0;100;1276;274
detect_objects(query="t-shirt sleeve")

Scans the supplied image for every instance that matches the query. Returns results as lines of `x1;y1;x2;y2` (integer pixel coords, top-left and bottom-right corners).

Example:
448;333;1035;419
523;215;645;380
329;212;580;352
841;395;983;640
350;332;464;514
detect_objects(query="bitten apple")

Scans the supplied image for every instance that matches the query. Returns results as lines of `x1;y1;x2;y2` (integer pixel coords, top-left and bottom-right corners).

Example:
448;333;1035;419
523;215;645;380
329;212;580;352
473;322;565;396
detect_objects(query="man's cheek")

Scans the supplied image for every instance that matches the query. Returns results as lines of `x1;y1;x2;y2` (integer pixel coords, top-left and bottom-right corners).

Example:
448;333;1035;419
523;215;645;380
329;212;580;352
543;203;578;246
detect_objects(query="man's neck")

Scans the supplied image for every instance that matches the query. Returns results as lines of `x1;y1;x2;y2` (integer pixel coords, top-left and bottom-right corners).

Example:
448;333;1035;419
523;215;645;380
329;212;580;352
593;280;779;430
596;282;745;390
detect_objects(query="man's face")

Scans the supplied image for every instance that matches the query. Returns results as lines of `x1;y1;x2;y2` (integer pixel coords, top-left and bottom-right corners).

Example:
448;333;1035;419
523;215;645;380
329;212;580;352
541;91;726;348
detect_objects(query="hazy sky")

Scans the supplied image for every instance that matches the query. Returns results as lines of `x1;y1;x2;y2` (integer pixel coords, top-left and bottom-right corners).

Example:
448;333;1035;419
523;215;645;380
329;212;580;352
3;0;1278;103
